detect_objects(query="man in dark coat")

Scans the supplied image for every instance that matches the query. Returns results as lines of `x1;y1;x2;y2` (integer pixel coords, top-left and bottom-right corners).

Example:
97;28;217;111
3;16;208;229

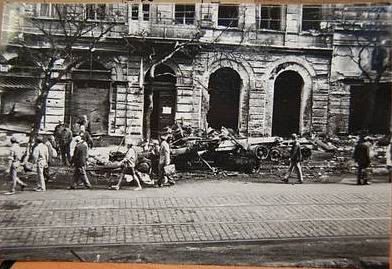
55;121;72;166
353;135;371;185
69;135;92;189
283;133;303;184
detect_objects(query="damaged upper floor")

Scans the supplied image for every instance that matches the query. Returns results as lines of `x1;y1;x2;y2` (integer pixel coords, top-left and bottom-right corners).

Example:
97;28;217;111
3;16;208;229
1;3;391;50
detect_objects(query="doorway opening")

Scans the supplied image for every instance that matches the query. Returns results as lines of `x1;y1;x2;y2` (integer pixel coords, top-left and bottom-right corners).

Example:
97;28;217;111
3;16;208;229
207;67;241;130
144;64;176;139
272;71;303;137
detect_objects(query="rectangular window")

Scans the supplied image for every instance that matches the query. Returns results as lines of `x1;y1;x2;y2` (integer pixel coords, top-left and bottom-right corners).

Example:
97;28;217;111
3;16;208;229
257;5;282;30
86;4;106;20
175;5;195;25
302;5;322;31
142;4;150;21
39;3;50;17
131;5;139;20
218;5;239;27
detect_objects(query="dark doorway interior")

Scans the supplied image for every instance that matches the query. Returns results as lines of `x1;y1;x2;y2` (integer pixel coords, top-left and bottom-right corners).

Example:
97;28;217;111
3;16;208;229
207;67;241;130
349;83;391;134
71;61;111;134
272;71;303;137
144;64;176;139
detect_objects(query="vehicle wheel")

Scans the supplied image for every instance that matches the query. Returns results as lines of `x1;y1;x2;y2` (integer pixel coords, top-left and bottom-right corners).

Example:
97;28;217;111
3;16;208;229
269;148;282;162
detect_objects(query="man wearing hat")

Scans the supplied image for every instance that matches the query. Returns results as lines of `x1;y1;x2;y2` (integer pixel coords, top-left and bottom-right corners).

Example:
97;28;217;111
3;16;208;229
32;135;49;192
110;136;142;191
4;137;27;195
157;130;175;187
283;133;304;184
69;135;92;189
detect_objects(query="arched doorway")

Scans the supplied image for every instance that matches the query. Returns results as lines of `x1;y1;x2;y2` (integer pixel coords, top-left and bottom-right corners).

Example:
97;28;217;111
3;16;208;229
71;60;111;134
272;71;303;137
144;64;176;139
207;67;241;130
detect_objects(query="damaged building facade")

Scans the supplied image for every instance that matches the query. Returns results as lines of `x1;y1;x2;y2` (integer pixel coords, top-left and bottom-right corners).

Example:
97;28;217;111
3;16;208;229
0;3;391;140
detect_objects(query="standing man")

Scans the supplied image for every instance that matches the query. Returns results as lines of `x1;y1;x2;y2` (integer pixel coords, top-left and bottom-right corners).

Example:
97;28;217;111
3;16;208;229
4;137;27;195
283;133;304;184
44;136;56;183
353;135;371;185
32;136;49;192
157;132;174;187
69;135;92;189
59;125;73;166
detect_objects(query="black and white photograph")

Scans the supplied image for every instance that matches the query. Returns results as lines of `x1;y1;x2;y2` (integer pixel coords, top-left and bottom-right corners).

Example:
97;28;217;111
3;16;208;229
0;2;391;267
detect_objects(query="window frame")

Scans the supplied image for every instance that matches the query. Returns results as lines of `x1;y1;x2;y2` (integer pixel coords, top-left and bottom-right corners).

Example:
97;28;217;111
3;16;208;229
256;5;284;31
301;5;323;32
174;4;196;25
217;5;239;28
142;4;150;21
85;4;107;21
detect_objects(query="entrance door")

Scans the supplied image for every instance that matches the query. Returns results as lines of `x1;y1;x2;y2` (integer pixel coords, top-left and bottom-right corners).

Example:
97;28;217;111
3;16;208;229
72;81;110;134
150;82;176;138
272;71;303;137
207;67;241;130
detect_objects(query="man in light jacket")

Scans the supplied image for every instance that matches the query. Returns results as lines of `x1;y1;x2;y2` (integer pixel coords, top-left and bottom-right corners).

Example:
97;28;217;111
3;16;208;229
32;135;49;192
4;137;27;195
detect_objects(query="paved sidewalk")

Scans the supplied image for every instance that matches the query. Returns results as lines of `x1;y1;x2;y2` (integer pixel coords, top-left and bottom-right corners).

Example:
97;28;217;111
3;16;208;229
0;179;390;249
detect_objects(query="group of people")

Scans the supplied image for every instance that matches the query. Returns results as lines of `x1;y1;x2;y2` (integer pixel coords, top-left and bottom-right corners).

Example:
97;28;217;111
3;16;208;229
284;132;392;185
4;119;392;194
4;118;176;194
109;130;175;191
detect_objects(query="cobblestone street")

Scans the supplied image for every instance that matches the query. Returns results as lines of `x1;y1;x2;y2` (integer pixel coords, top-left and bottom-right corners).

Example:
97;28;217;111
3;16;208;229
0;177;390;266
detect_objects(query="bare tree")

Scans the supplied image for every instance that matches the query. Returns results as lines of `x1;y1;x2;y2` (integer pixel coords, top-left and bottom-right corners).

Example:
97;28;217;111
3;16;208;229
333;4;391;132
137;8;257;141
8;4;121;136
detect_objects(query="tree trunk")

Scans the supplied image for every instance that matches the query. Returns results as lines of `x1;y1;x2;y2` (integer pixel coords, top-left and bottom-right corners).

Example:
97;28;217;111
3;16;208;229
143;89;153;142
32;86;50;138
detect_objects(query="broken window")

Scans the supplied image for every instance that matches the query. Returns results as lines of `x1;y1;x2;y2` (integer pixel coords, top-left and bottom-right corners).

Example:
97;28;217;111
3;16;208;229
131;4;139;20
38;4;66;18
256;5;283;30
86;4;106;20
302;5;322;31
143;4;150;21
175;5;195;25
218;5;239;27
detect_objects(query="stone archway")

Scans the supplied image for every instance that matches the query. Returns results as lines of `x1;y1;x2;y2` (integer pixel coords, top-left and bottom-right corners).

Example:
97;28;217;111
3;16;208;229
264;58;316;136
272;71;303;137
200;59;255;134
207;67;242;130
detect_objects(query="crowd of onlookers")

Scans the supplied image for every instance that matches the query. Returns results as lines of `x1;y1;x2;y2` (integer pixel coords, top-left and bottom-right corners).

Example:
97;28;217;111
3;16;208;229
3;115;176;195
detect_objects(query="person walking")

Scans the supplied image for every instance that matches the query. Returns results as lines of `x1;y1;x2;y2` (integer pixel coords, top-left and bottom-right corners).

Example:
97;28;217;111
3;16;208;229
157;131;174;187
283;133;304;184
110;137;142;191
69;135;92;189
4;137;27;195
353;135;371;185
32;136;49;192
